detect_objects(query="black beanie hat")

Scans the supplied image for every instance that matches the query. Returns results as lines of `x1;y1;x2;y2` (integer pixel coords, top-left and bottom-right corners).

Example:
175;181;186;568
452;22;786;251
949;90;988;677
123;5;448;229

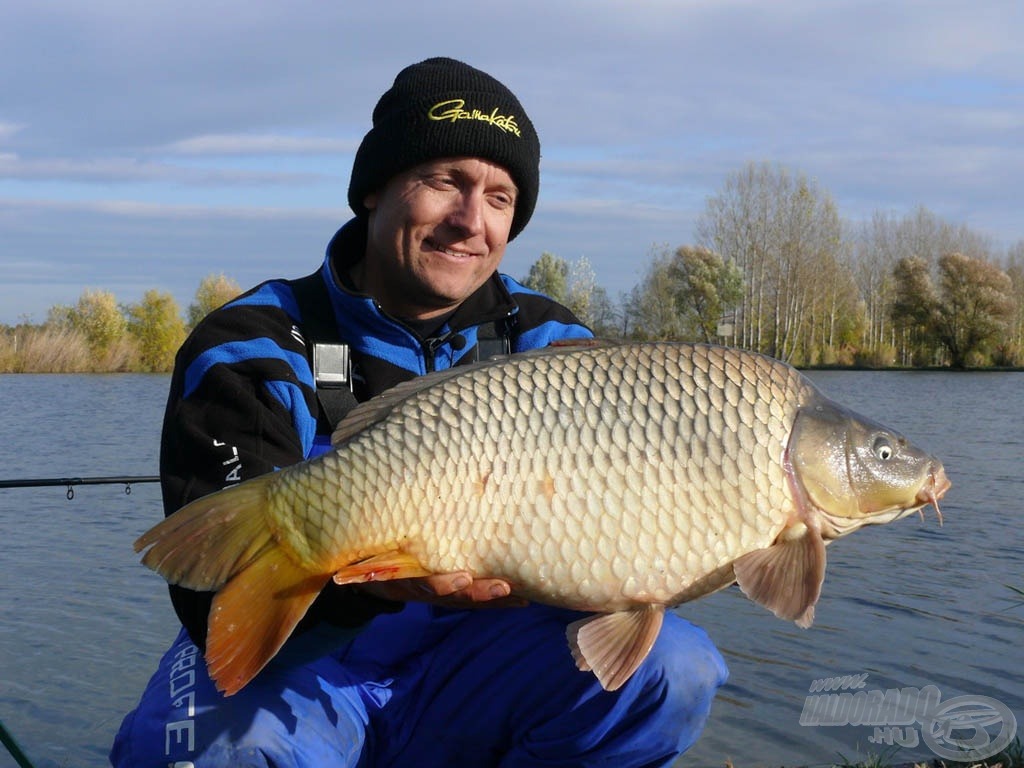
348;57;540;241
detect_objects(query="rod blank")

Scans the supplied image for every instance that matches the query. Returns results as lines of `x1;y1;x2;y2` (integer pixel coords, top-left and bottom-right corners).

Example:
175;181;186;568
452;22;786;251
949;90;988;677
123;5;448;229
0;475;159;498
0;475;159;489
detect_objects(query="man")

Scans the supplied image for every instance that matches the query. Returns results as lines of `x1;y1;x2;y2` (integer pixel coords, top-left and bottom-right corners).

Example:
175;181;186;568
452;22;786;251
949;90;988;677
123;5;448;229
112;57;727;767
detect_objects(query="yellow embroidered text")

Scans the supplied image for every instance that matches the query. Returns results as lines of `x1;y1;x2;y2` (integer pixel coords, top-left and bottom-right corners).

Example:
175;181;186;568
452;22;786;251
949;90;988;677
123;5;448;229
427;99;522;137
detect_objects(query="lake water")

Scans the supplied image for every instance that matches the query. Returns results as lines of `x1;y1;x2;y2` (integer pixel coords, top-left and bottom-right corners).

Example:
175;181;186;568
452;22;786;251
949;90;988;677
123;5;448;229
0;371;1021;767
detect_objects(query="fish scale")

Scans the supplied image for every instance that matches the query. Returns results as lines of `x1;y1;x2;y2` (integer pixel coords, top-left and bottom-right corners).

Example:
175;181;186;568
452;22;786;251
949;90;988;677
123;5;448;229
136;341;949;695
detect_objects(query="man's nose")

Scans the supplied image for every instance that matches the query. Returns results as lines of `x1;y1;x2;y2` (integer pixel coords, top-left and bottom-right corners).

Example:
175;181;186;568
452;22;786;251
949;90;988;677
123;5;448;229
446;190;485;236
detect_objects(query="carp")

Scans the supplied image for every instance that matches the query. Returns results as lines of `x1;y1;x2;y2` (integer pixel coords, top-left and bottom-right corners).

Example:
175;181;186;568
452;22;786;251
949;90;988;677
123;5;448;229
136;341;949;695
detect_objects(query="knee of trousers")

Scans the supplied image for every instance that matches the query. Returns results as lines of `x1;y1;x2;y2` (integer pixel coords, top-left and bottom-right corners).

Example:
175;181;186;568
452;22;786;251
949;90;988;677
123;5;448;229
110;628;371;768
625;615;729;733
517;615;728;764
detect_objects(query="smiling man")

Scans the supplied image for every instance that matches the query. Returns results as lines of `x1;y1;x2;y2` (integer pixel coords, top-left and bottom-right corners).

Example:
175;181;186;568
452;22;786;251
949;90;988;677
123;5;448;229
111;57;727;767
354;157;518;320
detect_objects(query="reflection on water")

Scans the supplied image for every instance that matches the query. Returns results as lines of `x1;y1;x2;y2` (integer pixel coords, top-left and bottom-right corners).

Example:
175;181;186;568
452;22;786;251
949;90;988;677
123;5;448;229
0;371;1020;767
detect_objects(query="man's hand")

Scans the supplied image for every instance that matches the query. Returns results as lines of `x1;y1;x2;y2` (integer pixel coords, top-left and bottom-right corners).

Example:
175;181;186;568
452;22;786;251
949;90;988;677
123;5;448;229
357;572;527;609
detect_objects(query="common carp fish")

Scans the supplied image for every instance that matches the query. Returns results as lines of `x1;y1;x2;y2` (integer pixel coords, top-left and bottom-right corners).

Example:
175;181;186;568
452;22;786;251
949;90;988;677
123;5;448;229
136;341;949;696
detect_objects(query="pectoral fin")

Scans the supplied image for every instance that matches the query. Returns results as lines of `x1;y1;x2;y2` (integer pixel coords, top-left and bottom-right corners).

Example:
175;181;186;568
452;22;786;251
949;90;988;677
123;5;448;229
332;550;434;585
567;605;665;691
733;522;826;628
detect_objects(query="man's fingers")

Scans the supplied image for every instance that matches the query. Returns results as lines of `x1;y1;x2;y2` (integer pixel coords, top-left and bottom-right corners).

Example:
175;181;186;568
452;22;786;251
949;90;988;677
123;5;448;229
424;573;511;601
355;572;524;608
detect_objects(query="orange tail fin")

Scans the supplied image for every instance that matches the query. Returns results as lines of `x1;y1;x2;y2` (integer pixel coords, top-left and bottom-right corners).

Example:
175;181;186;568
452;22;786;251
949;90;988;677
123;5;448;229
206;544;330;695
134;475;277;590
134;475;329;695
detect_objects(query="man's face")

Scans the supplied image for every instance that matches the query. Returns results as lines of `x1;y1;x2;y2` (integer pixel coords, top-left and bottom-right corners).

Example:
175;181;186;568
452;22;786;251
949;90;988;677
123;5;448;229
360;157;518;321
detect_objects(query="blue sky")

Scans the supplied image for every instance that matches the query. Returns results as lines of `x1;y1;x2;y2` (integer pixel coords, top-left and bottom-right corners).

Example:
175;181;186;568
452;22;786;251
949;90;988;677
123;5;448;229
1;0;1021;325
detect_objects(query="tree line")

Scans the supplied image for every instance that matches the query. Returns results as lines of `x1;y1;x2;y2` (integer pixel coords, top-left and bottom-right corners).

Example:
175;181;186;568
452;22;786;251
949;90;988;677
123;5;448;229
0;274;241;373
531;162;1023;369
3;161;1022;373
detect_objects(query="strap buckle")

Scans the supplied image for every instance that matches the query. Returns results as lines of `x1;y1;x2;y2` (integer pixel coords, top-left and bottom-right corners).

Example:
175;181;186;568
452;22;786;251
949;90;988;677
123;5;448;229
312;343;352;390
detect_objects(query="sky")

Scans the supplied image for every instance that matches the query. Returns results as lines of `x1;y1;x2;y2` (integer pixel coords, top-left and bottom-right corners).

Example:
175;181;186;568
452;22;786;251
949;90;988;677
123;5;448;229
1;0;1022;326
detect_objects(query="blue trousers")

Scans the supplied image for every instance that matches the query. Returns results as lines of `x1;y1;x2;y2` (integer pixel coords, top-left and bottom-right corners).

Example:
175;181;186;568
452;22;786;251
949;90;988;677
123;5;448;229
111;603;727;767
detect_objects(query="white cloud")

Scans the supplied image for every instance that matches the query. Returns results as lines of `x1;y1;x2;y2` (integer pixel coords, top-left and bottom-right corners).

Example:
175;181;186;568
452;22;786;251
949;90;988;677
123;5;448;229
0;195;339;221
0;122;24;142
1;0;1022;325
0;154;327;186
163;133;356;156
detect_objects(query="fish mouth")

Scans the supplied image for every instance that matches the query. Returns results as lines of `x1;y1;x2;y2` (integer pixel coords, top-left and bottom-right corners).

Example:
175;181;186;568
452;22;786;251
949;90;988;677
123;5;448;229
812;461;951;537
914;463;951;525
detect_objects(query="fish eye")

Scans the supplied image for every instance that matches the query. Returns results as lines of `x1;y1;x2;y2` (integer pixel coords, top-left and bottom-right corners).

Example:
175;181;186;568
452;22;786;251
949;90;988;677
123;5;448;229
872;437;894;461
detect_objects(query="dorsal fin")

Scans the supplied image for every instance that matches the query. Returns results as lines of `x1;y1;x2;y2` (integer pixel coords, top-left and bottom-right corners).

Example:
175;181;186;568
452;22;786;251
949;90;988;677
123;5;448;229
329;338;614;446
329;363;480;445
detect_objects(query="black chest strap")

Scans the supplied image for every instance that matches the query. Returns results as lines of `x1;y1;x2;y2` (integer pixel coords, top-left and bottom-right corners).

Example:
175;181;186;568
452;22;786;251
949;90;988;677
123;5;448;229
289;271;360;431
475;317;512;360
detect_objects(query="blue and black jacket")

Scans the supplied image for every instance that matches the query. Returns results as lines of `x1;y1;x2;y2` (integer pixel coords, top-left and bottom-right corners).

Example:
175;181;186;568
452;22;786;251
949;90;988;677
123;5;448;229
160;218;592;647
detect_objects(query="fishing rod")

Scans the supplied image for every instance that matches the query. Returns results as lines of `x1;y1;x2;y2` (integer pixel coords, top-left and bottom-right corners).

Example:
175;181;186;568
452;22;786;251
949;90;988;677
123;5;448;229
0;475;159;499
0;717;37;768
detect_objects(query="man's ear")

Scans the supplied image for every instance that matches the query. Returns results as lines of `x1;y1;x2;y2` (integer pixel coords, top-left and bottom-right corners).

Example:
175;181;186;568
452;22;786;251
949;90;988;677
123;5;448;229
363;192;378;211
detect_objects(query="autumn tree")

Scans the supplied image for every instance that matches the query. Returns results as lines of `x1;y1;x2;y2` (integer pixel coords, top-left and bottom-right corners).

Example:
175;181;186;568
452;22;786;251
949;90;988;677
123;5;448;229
188;273;241;329
666;246;742;343
890;256;938;365
854;206;996;364
566;255;620;333
852;214;900;363
47;290;124;351
126;290;186;372
803;238;864;365
522;252;568;303
932;253;1014;368
1001;243;1024;365
45;289;136;370
622;250;688;340
565;256;596;326
890;253;1014;367
582;285;620;337
523;253;618;334
696;161;846;362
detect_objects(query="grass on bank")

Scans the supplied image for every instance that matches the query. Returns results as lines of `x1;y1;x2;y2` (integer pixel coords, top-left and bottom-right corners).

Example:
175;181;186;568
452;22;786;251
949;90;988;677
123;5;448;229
718;737;1024;768
830;735;1023;768
0;325;153;373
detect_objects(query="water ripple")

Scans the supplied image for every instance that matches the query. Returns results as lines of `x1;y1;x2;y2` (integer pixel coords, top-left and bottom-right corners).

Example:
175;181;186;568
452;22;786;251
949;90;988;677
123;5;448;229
1;372;1022;767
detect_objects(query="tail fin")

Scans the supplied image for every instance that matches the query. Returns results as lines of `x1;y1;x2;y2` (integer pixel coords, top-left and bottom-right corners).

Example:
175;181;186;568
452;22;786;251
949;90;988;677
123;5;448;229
135;476;277;590
206;544;330;695
134;476;329;695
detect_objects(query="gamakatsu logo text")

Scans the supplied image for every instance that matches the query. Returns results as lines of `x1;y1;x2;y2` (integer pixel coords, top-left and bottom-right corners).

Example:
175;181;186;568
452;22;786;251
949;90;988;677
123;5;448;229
427;99;522;136
800;674;1017;761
